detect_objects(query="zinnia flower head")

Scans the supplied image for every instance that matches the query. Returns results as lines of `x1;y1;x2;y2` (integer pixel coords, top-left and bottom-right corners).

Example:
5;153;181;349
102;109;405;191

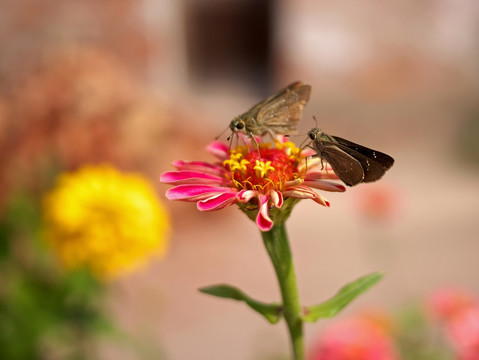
43;165;169;279
161;137;345;231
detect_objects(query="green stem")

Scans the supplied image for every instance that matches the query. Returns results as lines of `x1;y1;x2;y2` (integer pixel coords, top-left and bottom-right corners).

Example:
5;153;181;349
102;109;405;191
261;223;303;360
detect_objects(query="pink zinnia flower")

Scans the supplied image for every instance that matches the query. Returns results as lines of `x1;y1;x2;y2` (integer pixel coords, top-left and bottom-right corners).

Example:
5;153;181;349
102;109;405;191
160;138;345;231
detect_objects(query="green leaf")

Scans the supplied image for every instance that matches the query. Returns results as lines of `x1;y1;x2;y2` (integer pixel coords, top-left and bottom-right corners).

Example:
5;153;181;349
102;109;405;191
199;284;282;324
302;272;383;323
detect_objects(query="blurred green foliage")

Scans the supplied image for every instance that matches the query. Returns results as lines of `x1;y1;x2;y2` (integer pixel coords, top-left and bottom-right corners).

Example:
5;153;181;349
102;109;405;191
0;193;111;360
456;108;479;166
394;304;454;360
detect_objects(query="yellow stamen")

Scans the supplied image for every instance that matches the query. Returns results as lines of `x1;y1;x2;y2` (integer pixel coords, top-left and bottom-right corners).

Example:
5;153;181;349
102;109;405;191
254;160;275;178
223;157;250;173
237;159;250;172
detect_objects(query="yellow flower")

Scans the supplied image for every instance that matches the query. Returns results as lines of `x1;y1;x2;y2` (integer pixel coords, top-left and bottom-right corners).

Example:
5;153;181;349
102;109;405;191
43;165;169;279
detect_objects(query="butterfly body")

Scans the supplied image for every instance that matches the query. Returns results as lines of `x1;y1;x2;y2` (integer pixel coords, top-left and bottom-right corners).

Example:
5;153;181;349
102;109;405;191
308;128;394;186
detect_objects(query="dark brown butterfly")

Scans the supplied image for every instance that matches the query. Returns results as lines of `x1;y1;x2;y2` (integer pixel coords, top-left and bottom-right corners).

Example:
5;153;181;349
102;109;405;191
228;81;311;146
308;127;394;186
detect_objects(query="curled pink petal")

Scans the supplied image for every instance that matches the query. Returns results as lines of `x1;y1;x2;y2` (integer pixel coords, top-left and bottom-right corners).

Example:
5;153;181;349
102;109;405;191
283;186;330;207
172;160;224;176
270;190;283;208
197;192;238;211
160;171;231;185
166;185;236;201
238;189;257;203
303;179;346;192
311;193;330;207
207;141;230;160
256;194;273;231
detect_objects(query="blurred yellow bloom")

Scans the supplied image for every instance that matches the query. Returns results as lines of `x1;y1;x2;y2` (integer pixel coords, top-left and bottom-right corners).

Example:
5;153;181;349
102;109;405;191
43;165;169;279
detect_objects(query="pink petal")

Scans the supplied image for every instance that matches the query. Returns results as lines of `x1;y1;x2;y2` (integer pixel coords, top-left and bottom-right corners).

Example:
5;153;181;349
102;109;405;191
284;178;304;188
256;194;273;232
304;169;339;180
238;189;257;203
283;186;330;207
301;148;316;157
160;171;230;185
270;190;283;208
282;188;313;200
197;192;239;211
303;180;346;192
207;141;230;160
166;185;236;201
279;135;289;143
172;160;224;176
311;194;330;207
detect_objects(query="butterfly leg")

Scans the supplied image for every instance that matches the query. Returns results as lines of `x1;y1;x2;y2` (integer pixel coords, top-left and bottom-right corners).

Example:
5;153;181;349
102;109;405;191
246;132;261;157
265;129;283;145
228;133;235;152
299;138;311;150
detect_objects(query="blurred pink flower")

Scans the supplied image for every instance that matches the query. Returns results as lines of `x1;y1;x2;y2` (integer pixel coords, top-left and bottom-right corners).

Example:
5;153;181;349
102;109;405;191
309;315;398;360
429;288;479;359
160;139;345;231
354;184;402;223
447;307;479;360
429;287;479;322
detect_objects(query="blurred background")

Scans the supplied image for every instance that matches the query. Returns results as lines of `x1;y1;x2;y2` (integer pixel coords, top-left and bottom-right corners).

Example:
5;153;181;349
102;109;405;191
1;0;479;359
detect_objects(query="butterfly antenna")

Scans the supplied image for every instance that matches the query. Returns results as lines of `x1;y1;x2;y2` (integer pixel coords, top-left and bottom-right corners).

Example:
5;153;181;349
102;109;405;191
286;131;309;139
313;115;319;128
215;126;230;140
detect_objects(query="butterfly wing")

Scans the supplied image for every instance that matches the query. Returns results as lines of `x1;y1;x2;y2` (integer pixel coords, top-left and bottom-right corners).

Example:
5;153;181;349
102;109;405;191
332;141;389;183
318;142;365;186
252;82;311;135
331;136;395;170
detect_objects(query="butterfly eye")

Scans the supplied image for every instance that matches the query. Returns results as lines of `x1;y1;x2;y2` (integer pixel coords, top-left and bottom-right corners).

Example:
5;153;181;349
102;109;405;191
235;122;245;130
308;131;316;140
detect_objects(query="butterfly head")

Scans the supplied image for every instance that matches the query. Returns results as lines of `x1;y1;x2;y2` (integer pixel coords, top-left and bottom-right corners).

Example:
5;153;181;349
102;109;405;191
308;128;322;141
230;118;246;133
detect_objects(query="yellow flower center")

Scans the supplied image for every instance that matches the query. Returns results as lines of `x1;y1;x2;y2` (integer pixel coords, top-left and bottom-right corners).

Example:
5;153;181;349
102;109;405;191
223;142;305;193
